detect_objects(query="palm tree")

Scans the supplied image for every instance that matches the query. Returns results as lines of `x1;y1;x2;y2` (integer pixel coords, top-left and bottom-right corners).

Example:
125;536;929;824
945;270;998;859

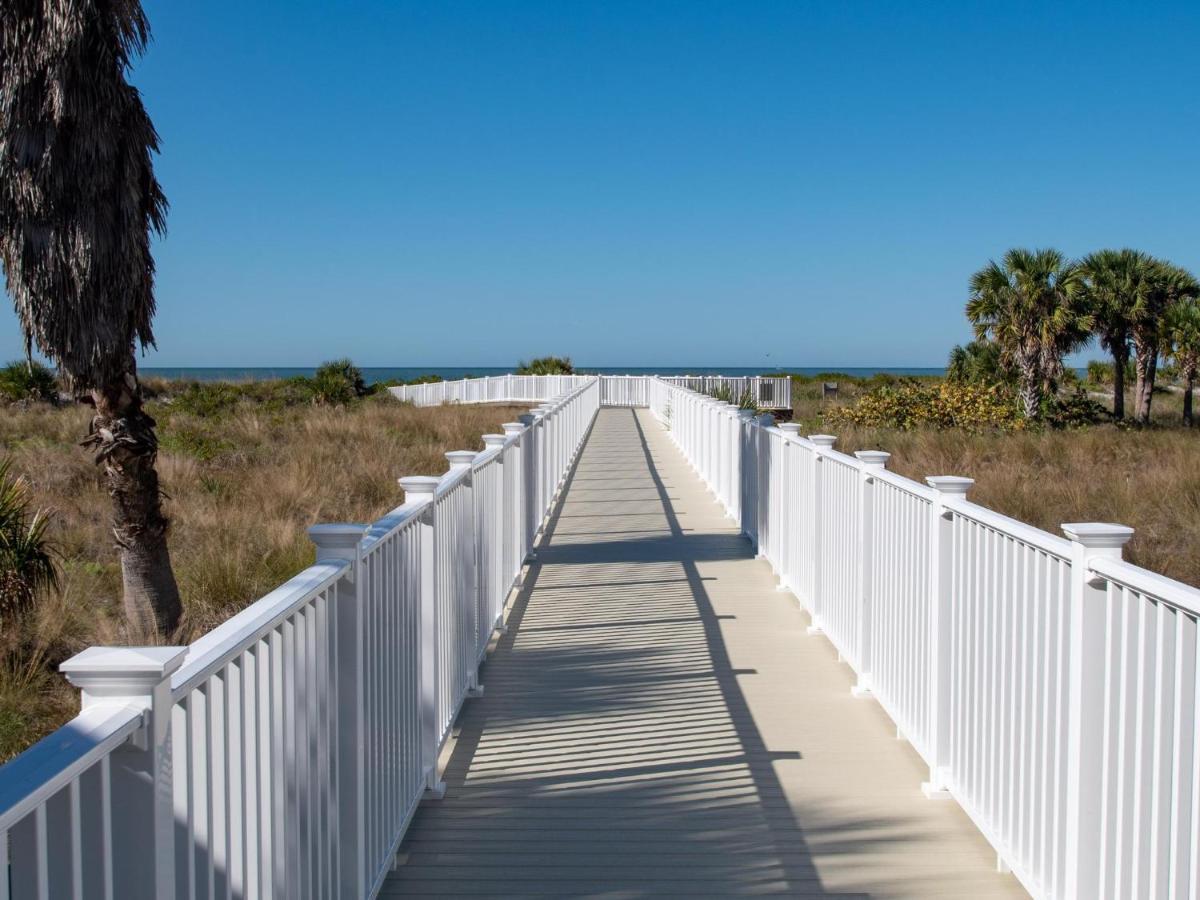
1166;296;1200;426
1129;260;1200;424
966;248;1091;419
0;2;181;637
1079;249;1149;420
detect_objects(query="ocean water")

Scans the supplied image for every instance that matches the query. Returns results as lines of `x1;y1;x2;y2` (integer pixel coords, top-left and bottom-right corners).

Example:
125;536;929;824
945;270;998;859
141;365;948;384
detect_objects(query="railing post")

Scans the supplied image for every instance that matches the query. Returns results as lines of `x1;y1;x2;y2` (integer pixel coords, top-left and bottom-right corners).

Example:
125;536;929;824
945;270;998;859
59;646;188;900
445;451;482;695
736;408;755;538
502;423;527;579
398;475;447;799
851;451;890;696
481;435;508;636
755;414;776;559
1061;522;1134;899
307;522;370;891
922;475;974;798
805;434;837;633
774;424;802;590
517;413;539;559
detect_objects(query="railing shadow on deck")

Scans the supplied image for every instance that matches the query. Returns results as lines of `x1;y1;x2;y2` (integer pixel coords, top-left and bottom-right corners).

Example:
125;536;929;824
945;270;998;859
392;409;975;898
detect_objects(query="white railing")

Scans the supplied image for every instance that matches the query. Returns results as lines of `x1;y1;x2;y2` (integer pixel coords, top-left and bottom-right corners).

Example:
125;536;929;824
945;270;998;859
0;378;601;899
658;374;792;410
648;378;1200;900
388;374;594;406
390;373;792;409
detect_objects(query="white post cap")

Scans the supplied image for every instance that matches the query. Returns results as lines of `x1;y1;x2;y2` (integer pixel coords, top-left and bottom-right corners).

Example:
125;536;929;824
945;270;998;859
502;422;525;435
399;475;440;500
926;475;974;497
778;423;802;436
1062;523;1134;554
445;450;477;469
855;450;891;469
808;434;837;449
482;434;507;449
61;646;188;703
307;523;366;562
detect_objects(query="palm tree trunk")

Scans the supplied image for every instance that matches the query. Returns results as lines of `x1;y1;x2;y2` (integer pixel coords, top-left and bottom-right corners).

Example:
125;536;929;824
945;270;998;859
1185;367;1195;427
1111;344;1127;420
1133;343;1158;424
88;367;182;639
1018;359;1041;420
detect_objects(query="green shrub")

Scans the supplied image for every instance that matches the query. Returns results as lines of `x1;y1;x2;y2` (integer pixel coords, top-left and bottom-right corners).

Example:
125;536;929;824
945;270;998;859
311;359;369;405
517;356;574;375
169;382;241;417
946;340;1013;386
826;380;1023;431
370;373;445;394
0;361;58;404
160;427;233;461
1042;389;1109;428
0;461;57;631
1086;358;1136;386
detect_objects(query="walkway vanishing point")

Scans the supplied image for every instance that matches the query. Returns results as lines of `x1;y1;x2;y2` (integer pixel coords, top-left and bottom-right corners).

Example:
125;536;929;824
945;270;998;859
385;409;1024;898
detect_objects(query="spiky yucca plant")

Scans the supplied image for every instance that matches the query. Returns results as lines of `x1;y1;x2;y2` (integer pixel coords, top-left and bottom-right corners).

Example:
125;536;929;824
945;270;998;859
0;461;57;633
0;1;180;636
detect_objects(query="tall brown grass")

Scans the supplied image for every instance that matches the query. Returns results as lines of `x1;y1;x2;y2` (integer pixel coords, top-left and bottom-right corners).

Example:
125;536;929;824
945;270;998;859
0;394;526;760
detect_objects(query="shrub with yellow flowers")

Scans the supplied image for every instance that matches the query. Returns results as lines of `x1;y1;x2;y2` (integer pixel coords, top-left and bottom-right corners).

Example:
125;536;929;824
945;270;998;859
825;380;1024;431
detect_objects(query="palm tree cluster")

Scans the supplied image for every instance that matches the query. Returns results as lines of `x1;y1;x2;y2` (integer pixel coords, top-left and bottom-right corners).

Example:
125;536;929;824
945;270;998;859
965;248;1200;424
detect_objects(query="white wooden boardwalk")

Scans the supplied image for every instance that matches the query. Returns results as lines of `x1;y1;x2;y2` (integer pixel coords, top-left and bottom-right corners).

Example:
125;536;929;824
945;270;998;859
384;408;1026;898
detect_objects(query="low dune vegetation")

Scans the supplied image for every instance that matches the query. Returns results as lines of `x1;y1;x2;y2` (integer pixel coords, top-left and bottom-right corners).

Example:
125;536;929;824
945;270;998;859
0;371;525;760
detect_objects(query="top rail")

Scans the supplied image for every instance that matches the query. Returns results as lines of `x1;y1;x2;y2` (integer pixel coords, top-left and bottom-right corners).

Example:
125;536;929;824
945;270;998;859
0;705;143;832
389;373;792;409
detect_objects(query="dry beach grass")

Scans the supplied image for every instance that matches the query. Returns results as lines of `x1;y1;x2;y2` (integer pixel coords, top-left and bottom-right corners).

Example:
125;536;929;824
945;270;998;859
0;392;526;760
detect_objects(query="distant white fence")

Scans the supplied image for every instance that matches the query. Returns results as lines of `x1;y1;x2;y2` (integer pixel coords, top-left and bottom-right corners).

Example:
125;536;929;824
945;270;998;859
649;379;1200;900
389;373;792;410
0;380;601;899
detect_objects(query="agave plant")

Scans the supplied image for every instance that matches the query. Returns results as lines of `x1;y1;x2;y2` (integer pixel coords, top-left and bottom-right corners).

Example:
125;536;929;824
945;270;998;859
0;461;57;632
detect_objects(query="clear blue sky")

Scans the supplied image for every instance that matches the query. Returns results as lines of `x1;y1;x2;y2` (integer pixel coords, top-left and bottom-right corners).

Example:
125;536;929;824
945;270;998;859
4;1;1199;368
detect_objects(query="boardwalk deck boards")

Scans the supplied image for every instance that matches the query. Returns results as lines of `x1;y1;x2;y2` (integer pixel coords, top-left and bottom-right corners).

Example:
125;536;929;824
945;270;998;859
385;409;1024;898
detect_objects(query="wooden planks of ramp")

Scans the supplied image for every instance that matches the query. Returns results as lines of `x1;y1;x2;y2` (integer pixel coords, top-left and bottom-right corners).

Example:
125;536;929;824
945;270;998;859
384;408;1026;898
